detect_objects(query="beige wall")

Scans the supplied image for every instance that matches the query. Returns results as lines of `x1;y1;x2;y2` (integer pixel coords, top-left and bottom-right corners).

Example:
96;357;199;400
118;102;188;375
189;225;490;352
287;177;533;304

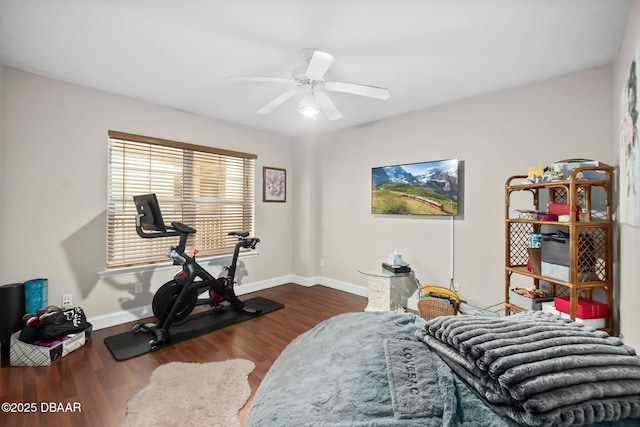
314;65;615;319
613;0;640;349
291;134;320;278
0;67;294;321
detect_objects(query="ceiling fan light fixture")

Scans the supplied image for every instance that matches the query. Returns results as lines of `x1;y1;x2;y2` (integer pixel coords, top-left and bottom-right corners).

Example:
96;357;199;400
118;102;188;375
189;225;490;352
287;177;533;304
229;49;389;120
298;94;320;117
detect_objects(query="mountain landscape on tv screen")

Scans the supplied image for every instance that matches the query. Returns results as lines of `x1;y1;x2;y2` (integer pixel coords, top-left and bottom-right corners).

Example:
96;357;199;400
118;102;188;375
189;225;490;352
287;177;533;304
372;161;458;215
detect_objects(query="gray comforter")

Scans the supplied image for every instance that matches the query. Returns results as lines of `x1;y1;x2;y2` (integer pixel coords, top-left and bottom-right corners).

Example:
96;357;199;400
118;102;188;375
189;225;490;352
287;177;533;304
245;311;640;427
417;311;640;427
245;311;520;426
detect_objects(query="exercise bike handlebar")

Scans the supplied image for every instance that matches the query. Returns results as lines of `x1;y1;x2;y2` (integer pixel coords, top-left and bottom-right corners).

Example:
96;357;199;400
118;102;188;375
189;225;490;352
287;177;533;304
136;213;259;257
135;214;190;239
230;232;260;250
136;216;197;260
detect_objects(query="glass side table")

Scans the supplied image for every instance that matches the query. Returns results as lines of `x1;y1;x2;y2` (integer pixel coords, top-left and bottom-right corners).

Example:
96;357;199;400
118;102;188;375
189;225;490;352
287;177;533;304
358;267;411;312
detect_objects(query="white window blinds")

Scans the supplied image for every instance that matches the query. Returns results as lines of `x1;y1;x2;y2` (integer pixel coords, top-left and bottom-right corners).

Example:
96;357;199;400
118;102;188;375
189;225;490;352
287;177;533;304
107;131;256;268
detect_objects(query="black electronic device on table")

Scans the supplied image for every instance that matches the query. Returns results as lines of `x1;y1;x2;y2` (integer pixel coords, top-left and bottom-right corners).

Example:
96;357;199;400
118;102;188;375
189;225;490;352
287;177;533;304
382;263;411;274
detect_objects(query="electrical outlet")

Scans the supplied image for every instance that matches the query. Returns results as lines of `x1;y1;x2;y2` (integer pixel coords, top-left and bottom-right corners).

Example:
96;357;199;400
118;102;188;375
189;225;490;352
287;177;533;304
453;283;460;293
62;294;72;308
320;258;325;267
135;282;143;294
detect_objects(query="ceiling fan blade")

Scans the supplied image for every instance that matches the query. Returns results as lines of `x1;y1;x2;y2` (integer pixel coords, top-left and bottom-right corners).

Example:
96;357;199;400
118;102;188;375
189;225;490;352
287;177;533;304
314;91;342;121
227;76;295;85
306;51;335;80
257;89;299;115
325;81;390;100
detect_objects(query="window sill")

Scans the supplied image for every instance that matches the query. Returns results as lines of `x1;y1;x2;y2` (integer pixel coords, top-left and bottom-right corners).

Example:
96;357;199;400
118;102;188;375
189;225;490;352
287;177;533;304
97;250;260;279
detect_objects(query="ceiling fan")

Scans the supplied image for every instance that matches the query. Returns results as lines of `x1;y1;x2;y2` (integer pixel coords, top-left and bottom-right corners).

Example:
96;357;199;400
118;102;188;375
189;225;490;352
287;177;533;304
227;49;390;121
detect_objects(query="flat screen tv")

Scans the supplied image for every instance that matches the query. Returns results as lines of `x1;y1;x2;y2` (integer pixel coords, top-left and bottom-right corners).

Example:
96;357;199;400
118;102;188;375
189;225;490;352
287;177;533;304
372;159;459;216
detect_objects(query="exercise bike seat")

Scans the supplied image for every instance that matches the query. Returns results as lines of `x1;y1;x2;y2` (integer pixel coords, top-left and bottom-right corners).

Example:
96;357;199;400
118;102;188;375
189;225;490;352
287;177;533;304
171;221;197;234
228;231;249;238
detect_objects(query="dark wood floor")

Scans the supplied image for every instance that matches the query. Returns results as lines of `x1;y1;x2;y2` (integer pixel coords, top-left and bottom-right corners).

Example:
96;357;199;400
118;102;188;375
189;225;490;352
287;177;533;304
0;284;367;426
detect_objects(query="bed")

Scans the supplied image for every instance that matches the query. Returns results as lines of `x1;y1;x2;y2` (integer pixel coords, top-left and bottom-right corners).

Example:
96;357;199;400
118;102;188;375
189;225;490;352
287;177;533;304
244;311;640;427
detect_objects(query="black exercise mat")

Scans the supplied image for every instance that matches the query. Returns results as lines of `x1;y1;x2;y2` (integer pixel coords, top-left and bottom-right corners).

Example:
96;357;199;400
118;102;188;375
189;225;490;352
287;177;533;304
104;297;283;361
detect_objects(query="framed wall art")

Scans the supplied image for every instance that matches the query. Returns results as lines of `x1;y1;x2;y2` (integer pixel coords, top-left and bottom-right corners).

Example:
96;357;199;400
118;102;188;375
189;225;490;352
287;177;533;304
263;166;286;202
620;43;640;228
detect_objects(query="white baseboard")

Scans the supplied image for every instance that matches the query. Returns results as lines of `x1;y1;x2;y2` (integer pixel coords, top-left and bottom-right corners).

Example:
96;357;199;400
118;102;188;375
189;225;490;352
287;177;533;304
291;275;369;297
88;275;369;330
88;305;155;331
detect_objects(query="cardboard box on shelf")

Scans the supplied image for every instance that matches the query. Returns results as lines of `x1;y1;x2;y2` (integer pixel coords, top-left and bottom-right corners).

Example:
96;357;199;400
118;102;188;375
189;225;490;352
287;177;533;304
541;262;599;283
558;312;606;328
543;300;605;328
554;296;609;319
510;289;554;311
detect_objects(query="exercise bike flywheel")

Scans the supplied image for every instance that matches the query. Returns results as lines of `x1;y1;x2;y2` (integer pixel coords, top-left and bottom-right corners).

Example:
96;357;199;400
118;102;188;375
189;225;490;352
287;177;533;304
152;280;198;323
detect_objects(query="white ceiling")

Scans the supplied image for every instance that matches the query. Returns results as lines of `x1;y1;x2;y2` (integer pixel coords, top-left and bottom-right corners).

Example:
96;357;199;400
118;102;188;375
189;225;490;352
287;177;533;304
0;0;630;136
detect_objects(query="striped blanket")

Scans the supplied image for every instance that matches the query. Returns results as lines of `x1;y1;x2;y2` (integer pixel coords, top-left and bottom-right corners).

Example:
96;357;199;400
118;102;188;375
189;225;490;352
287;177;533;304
416;311;640;426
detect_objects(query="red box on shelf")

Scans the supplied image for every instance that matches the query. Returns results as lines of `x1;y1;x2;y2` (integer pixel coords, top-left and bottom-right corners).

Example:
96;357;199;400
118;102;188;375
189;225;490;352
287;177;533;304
547;203;580;220
554;296;608;319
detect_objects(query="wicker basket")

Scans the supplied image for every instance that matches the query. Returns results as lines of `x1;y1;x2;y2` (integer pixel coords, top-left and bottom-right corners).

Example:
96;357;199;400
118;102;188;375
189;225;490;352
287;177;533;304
418;285;460;321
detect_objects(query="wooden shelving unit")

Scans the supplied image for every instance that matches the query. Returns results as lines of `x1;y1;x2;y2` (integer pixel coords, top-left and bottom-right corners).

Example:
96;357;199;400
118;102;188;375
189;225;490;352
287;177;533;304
504;163;614;334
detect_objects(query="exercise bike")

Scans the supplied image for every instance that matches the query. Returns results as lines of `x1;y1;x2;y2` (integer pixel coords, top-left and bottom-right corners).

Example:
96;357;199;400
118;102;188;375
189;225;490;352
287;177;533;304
132;194;262;349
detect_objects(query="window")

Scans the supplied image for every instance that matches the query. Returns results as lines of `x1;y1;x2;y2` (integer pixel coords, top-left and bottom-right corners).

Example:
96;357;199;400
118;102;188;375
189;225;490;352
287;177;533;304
107;131;256;268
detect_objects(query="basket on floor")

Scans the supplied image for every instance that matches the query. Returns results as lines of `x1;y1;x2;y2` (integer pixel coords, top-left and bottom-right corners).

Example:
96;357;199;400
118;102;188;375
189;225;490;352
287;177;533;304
418;285;460;321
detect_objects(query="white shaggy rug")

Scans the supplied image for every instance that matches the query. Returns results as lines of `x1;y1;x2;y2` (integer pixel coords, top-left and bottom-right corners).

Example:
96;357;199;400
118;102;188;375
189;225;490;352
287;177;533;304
121;359;255;427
